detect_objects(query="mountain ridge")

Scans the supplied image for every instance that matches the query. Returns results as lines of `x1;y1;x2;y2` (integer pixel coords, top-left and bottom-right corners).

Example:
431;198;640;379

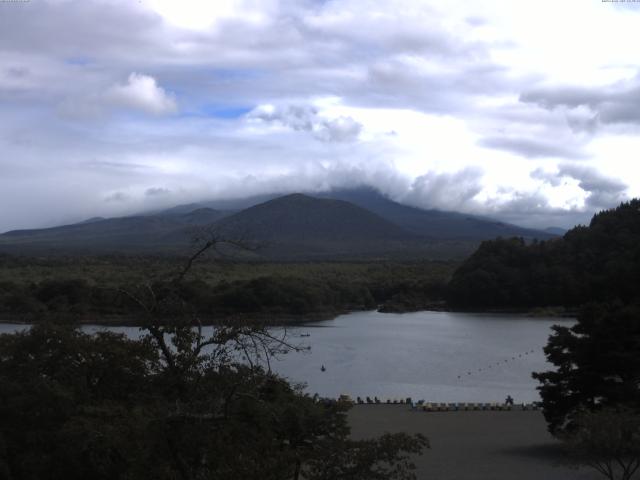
0;189;555;259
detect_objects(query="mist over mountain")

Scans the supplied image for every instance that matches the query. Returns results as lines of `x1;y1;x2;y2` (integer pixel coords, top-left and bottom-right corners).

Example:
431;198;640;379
312;188;555;240
0;189;554;259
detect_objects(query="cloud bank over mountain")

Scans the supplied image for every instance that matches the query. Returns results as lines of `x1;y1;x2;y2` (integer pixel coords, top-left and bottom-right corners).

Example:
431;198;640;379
1;0;639;232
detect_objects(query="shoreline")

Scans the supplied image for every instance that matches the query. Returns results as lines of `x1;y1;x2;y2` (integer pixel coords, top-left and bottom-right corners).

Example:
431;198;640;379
0;310;348;327
0;305;576;327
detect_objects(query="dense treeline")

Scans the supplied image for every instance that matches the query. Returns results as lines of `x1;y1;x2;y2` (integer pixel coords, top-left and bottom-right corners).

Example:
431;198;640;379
447;199;640;309
0;320;427;479
0;260;453;322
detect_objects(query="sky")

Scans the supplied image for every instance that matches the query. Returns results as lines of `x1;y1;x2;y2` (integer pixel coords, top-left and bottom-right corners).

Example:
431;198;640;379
1;0;639;232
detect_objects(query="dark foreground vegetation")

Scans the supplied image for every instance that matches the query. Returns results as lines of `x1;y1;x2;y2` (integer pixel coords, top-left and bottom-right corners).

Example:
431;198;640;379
437;198;640;478
0;257;454;323
532;302;640;480
0;246;428;480
516;201;640;479
0;325;427;480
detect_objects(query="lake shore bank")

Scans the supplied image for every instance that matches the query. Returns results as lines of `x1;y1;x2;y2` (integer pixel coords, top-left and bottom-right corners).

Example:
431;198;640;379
0;310;346;327
348;405;598;480
0;305;576;327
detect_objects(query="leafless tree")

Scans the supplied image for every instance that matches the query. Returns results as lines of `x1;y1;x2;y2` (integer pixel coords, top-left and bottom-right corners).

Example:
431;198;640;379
120;228;304;379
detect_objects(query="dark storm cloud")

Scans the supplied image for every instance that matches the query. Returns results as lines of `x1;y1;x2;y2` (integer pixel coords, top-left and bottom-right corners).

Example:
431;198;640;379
479;136;588;159
483;191;594;230
559;164;628;208
521;73;640;127
145;187;171;197
531;167;563;187
104;192;130;203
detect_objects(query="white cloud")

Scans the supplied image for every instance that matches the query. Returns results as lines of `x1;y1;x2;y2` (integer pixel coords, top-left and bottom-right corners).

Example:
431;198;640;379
402;167;485;211
0;0;639;232
105;73;177;115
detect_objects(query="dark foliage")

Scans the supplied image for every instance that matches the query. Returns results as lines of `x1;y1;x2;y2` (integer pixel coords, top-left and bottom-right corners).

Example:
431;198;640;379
0;260;453;321
447;199;640;308
533;303;640;435
561;407;640;480
0;322;428;480
0;237;428;480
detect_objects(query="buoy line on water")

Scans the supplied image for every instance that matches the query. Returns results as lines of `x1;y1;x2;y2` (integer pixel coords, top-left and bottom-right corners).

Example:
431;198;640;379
338;396;541;412
456;349;537;380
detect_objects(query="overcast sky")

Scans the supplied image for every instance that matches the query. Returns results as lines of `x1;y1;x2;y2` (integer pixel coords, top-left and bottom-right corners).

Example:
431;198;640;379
1;0;639;232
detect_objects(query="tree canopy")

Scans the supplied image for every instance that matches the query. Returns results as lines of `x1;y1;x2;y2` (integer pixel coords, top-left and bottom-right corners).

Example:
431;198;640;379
447;199;640;309
533;303;640;435
560;407;640;480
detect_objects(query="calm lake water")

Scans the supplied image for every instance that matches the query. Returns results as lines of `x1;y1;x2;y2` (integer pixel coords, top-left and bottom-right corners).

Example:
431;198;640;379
0;310;572;403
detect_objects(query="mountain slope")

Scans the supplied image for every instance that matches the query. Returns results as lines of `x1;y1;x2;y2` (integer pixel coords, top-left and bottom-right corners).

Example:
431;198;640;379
314;187;555;240
164;187;554;241
0;208;229;253
212;193;422;258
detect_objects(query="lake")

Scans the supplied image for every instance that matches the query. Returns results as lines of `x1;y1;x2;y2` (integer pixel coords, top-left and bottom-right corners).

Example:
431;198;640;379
0;310;572;403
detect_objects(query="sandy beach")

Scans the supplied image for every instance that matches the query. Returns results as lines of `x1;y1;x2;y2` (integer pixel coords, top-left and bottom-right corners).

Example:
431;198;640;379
348;405;601;480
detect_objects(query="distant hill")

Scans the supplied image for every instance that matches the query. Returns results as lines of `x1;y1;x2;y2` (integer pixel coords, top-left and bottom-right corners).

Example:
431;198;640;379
0;188;555;259
155;193;282;215
0;208;229;254
447;199;640;308
544;226;568;236
154;187;555;241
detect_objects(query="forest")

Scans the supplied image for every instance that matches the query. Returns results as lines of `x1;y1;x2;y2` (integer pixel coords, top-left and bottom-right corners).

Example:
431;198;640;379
0;257;453;323
447;199;640;309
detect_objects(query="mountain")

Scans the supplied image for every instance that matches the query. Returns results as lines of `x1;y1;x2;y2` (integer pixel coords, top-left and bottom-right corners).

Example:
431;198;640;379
211;193;421;258
544;226;568;236
217;194;409;240
154;193;282;216
0;188;555;259
156;187;555;242
313;187;556;241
